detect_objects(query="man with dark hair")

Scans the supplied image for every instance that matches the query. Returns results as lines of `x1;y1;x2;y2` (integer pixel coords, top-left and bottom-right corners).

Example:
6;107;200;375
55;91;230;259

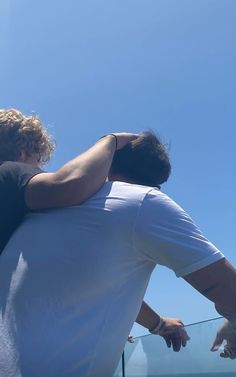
0;132;236;377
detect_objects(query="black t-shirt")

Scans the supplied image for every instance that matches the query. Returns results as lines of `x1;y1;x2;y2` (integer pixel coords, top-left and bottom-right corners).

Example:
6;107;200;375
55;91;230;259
0;161;42;254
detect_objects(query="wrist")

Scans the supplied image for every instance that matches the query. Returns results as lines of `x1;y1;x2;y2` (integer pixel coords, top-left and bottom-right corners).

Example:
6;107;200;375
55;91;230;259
99;134;117;151
149;317;165;334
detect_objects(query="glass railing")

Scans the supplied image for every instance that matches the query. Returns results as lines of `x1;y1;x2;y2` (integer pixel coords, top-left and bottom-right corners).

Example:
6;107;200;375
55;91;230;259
114;317;236;377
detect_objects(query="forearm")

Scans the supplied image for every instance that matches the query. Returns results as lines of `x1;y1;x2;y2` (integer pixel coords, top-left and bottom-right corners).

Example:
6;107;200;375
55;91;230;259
26;133;138;209
52;136;116;203
25;136;116;209
135;301;161;330
184;259;236;328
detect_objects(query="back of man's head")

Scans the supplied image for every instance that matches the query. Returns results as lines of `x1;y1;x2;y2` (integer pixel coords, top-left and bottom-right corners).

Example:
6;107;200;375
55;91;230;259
109;131;171;187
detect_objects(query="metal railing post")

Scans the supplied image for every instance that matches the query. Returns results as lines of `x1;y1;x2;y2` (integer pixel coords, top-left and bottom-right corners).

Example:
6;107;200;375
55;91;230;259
122;351;125;377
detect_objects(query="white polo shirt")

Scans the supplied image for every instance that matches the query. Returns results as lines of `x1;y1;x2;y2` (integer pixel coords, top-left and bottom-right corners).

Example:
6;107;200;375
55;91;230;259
0;182;224;377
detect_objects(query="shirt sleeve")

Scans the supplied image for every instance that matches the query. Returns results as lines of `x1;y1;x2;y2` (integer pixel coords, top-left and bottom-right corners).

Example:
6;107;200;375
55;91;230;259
133;188;224;277
0;161;42;210
0;161;43;253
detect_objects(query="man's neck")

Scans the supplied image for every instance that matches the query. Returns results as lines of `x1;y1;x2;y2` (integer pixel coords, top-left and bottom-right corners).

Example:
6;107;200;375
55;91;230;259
108;174;134;184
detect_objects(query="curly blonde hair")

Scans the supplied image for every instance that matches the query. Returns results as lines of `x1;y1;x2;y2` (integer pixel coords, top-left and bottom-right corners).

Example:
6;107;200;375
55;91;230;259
0;109;55;164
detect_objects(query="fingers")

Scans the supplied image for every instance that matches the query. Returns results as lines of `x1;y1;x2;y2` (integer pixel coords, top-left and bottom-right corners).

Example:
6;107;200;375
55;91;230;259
211;320;236;358
112;133;139;150
211;333;224;352
163;335;171;348
180;329;190;347
172;335;182;352
169;333;183;352
177;326;190;347
158;318;190;352
163;334;181;351
220;345;236;359
163;329;189;352
210;334;236;359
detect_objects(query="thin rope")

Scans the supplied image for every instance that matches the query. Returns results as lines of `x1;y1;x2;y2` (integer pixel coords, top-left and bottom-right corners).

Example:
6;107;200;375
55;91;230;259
131;316;224;341
184;316;223;328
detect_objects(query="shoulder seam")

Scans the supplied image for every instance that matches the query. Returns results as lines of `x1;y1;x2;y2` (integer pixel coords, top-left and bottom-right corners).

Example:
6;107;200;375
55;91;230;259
131;188;157;260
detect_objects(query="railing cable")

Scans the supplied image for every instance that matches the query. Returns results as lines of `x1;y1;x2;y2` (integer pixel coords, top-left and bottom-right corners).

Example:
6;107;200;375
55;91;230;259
132;316;224;340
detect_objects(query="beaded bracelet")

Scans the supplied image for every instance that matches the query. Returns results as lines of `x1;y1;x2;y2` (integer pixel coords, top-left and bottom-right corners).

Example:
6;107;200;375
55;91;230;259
149;318;165;334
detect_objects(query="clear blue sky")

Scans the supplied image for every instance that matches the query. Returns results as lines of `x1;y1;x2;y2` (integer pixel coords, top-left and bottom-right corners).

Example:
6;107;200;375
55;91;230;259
1;0;236;335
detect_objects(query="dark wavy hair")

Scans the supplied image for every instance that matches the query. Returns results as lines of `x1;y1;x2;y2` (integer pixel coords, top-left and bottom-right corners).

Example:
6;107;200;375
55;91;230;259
110;131;171;187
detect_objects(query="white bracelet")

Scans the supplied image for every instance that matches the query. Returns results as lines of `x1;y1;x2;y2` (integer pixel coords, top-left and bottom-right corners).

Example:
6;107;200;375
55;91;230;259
149;318;165;334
